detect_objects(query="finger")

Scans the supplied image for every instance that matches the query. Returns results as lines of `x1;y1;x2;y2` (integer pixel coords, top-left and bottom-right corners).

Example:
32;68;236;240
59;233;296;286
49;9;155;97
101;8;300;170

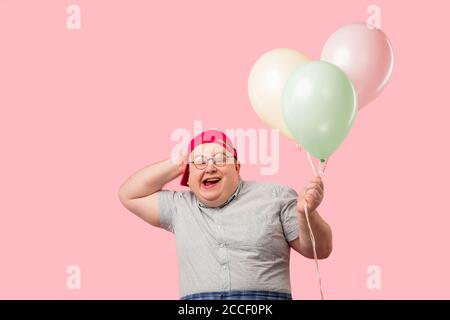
307;190;322;201
302;187;313;198
316;191;324;201
306;183;323;195
312;182;323;193
308;178;323;188
312;177;324;190
313;178;324;191
312;176;323;185
305;195;321;209
306;191;323;205
304;196;317;210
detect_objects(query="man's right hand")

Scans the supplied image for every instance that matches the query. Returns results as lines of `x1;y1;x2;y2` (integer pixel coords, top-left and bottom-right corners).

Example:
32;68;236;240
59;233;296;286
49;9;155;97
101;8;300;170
170;147;189;176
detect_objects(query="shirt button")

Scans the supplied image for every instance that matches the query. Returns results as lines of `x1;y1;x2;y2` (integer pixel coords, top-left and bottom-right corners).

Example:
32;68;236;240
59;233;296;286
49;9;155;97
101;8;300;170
223;265;227;270
219;243;225;248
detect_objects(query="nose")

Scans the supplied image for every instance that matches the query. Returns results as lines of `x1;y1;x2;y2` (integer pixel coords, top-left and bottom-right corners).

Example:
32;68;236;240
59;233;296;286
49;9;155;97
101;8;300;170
205;159;217;173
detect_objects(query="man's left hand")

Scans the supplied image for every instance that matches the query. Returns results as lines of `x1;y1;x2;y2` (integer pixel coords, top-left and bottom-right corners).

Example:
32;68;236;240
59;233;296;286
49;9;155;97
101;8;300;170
297;176;324;214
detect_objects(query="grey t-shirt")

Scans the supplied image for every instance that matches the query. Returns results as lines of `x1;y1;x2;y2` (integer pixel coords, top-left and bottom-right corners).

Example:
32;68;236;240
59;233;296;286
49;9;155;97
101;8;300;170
158;179;300;298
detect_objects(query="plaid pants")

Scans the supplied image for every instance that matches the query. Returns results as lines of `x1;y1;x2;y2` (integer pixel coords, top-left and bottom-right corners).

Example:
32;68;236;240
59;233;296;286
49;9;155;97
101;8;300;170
181;290;292;300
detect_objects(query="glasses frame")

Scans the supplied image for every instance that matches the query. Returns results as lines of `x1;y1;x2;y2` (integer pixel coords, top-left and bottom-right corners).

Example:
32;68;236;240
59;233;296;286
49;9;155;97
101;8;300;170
189;153;237;170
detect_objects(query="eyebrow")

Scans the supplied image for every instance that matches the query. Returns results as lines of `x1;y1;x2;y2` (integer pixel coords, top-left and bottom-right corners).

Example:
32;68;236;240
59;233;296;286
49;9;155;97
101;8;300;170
212;151;227;156
195;150;234;160
193;151;227;158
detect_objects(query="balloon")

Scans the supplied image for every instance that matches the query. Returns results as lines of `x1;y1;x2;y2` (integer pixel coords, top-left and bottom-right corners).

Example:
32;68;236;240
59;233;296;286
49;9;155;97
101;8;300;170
321;22;394;109
248;48;309;139
282;61;357;160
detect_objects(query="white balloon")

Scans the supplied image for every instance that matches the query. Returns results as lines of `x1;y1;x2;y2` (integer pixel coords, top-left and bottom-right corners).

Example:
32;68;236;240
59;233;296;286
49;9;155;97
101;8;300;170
248;48;309;139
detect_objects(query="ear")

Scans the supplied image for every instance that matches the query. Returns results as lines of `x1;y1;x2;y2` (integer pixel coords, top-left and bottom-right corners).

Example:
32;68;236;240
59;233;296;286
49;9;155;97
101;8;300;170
235;161;241;174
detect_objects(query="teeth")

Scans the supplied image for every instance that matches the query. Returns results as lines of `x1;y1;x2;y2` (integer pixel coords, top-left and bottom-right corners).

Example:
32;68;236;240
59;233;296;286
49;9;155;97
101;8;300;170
204;178;220;183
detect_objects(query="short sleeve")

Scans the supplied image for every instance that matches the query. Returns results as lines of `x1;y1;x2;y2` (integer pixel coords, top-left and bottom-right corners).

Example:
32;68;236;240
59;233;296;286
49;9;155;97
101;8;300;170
276;184;300;242
158;190;179;233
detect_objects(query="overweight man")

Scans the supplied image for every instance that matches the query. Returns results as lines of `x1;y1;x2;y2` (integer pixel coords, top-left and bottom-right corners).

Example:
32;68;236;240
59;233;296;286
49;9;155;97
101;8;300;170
118;129;332;300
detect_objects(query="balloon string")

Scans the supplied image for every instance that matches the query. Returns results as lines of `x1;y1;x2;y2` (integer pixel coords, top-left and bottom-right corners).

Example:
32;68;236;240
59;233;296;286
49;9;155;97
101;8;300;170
318;158;328;177
306;152;328;177
303;150;327;299
304;200;324;300
306;152;318;176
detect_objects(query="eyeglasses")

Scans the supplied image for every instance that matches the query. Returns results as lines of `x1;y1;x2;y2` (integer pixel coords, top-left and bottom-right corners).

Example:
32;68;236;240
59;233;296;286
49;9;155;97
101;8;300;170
189;153;235;170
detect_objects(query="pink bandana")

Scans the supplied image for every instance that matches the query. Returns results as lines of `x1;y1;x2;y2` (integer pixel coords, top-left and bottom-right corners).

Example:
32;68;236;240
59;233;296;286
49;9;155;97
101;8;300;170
180;130;237;186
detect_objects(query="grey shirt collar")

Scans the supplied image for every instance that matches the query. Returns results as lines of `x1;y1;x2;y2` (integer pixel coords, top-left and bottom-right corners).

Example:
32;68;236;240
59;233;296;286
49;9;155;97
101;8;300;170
197;178;242;209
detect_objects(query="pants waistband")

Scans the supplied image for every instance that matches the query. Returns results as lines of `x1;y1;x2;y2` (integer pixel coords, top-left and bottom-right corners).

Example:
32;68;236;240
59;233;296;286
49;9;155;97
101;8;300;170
181;290;292;300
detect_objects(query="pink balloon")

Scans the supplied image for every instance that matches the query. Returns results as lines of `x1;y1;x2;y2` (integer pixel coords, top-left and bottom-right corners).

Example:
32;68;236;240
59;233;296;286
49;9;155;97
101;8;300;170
321;22;394;109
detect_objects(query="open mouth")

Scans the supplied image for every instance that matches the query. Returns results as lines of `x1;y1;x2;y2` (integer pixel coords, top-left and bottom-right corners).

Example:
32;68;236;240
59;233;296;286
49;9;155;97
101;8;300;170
201;177;221;189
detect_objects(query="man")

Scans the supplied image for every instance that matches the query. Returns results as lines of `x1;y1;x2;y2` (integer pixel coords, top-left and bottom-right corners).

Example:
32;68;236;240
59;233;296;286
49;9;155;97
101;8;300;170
118;130;332;300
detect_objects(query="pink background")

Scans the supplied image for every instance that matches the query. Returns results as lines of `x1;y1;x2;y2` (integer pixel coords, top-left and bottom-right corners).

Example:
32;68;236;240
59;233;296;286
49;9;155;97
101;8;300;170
0;0;448;299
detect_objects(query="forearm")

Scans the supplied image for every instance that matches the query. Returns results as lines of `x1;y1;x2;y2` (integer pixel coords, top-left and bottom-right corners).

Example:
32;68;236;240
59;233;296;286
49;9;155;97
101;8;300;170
118;159;184;200
297;209;333;259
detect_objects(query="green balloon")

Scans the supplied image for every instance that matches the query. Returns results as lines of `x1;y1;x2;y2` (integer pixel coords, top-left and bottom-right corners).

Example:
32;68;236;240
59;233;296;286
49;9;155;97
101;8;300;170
282;61;357;160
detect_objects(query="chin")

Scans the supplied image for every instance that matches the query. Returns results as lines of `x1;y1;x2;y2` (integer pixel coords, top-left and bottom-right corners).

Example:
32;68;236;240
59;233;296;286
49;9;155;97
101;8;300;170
198;188;224;205
199;190;222;203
